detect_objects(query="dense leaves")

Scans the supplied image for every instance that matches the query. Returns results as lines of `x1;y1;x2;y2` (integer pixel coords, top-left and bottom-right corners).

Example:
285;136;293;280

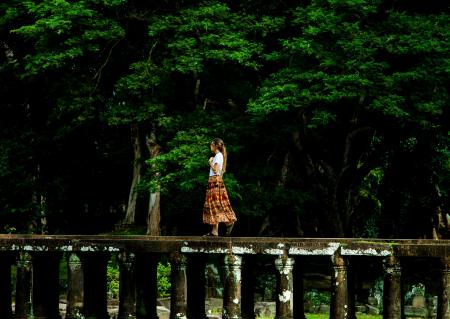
0;0;449;238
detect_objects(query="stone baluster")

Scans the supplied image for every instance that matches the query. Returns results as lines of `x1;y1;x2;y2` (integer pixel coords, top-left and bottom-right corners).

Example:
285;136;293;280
0;253;13;318
223;254;242;319
241;255;256;319
119;251;137;319
330;252;349;319
33;253;62;319
135;253;159;319
275;255;295;319
383;256;402;319
170;252;188;319
15;252;32;319
438;257;450;319
66;253;84;319
83;253;110;319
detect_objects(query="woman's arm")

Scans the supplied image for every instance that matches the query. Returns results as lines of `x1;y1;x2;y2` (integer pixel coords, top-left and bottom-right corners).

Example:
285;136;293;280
209;157;219;175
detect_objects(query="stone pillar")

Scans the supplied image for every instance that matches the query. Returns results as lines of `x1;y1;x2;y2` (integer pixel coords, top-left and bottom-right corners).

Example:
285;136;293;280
84;253;109;319
0;253;13;318
223;254;242;319
15;252;32;319
170;252;187;319
383;256;402;319
187;254;207;319
241;256;256;319
275;256;295;319
66;253;84;319
438;257;450;319
135;253;159;319
293;257;306;319
330;253;348;319
33;253;61;319
119;251;136;319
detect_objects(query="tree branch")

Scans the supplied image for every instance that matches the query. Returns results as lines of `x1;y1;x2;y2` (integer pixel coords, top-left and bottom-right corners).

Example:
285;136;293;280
91;37;124;94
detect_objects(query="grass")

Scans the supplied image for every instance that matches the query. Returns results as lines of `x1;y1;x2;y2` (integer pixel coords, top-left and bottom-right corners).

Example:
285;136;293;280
305;314;381;319
255;314;382;319
208;312;383;319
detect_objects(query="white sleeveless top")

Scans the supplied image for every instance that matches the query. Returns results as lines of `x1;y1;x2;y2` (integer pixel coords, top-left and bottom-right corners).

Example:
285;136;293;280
209;152;223;176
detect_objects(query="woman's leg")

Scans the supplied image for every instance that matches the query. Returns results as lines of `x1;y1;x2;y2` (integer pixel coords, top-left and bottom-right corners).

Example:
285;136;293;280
224;221;234;236
211;223;219;235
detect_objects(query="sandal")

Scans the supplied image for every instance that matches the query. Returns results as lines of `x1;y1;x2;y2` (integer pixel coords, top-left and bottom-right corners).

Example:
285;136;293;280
225;223;235;236
203;232;218;237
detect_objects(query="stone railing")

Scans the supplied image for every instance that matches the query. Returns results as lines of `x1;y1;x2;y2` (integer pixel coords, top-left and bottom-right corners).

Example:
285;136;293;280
0;235;450;319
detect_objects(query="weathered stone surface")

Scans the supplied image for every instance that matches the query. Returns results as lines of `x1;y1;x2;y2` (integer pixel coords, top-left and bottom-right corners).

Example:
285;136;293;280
412;295;426;308
318;305;330;314
404;305;427;317
118;251;136;319
158;297;171;309
438;258;450;319
303;301;314;313
66;253;84;319
275;256;295;319
205;297;223;312
157;306;170;319
330;253;348;319
383;256;402;319
355;305;367;313
0;235;449;258
15;252;32;319
254;302;275;317
367;296;378;306
170;252;188;319
365;304;379;315
3;236;450;319
223;254;242;319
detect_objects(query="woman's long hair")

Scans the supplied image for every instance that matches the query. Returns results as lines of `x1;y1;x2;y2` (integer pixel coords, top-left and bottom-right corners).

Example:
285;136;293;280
211;138;227;174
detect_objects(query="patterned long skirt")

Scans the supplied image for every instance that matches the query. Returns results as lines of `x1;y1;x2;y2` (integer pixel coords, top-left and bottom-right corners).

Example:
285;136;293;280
203;175;237;225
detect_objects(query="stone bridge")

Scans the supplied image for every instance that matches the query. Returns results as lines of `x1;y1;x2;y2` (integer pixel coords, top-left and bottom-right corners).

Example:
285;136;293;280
0;235;450;319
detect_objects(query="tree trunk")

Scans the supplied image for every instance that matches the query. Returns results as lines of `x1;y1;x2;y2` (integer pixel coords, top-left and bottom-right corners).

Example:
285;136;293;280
292;124;373;237
124;124;142;225
146;130;161;235
194;70;201;106
30;164;48;234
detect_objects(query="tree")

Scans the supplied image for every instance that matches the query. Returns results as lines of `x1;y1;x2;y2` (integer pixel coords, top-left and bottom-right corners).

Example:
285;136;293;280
248;0;450;237
0;0;448;238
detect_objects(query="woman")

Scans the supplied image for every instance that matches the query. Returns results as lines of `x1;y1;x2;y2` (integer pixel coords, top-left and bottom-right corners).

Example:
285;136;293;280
203;138;237;236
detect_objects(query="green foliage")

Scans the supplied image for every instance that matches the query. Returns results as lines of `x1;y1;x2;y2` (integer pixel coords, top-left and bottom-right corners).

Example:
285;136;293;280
405;283;425;304
106;259;171;299
147;111;242;200
250;1;450;126
148;1;265;73
369;277;383;310
306;315;381;319
107;260;120;299
0;0;449;237
304;289;331;306
156;261;171;297
11;0;125;77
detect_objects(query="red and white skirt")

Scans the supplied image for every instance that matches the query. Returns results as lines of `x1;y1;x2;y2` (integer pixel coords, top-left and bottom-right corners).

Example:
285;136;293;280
203;175;237;225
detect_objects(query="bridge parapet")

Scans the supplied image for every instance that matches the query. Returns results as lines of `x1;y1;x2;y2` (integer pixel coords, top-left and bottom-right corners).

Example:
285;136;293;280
0;235;449;319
